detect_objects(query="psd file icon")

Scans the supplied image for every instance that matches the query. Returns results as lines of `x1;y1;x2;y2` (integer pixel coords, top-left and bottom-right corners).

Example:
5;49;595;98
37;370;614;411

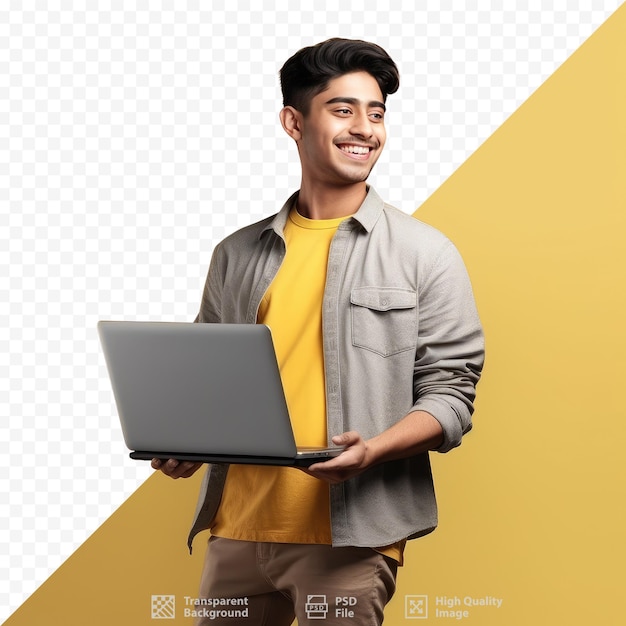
305;595;329;619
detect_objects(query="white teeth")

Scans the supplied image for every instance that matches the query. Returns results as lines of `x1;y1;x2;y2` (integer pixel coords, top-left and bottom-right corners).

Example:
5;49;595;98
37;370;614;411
339;145;370;154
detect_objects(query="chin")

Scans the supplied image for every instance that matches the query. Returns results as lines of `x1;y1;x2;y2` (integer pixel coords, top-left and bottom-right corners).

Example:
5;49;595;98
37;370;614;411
331;163;376;184
340;169;374;184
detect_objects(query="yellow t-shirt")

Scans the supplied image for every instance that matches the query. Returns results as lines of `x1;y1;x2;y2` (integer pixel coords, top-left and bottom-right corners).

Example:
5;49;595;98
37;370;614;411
211;208;405;563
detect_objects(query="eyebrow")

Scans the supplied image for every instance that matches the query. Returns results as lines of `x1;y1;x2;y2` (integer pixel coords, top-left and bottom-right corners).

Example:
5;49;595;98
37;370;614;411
324;97;387;112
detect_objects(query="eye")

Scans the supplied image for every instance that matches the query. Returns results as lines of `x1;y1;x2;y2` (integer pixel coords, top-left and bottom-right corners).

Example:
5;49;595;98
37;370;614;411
334;108;352;115
370;111;385;121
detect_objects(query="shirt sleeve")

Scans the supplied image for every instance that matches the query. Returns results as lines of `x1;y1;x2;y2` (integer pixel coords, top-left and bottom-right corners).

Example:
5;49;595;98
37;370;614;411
411;240;485;453
195;242;224;324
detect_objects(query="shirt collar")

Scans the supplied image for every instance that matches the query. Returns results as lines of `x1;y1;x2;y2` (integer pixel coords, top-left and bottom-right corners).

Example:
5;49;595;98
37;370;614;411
260;186;384;240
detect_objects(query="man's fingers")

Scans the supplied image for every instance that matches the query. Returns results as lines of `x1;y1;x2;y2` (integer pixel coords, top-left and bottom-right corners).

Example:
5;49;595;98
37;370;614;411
151;458;199;479
332;431;360;446
179;462;203;478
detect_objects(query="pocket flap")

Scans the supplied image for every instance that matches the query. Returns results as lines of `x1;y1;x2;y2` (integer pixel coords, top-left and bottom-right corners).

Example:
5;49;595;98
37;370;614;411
350;287;416;312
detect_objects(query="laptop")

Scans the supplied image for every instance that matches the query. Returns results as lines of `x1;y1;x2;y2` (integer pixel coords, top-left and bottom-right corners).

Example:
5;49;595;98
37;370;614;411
97;321;344;467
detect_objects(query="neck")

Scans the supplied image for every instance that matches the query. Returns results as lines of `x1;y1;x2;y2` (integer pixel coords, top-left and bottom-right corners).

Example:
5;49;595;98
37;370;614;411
295;181;368;220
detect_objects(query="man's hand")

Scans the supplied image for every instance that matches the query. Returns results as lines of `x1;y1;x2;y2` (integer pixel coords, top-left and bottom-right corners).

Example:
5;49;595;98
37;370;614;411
303;411;445;484
151;458;203;479
304;431;373;484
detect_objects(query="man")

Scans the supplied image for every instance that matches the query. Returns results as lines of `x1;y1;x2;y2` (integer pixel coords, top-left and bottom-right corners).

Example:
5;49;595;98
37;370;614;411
153;38;484;625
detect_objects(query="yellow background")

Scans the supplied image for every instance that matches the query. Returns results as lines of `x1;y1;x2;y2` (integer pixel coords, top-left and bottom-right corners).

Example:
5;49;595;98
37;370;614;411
5;5;625;625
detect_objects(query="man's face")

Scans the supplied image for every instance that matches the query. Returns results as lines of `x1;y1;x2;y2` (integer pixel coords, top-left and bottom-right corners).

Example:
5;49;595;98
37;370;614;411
294;71;387;188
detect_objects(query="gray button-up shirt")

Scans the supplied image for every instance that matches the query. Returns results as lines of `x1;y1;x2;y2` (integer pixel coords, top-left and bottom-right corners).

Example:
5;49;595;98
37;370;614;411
188;187;484;551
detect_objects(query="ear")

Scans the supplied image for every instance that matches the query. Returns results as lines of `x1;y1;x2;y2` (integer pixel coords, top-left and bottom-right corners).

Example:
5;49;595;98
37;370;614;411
280;106;303;141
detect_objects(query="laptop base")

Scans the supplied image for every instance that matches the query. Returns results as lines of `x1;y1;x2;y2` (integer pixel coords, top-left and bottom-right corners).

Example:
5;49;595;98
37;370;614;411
131;448;343;468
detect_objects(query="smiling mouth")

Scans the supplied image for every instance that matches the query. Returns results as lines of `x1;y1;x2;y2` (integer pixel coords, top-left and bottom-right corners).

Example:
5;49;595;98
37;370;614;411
337;144;375;157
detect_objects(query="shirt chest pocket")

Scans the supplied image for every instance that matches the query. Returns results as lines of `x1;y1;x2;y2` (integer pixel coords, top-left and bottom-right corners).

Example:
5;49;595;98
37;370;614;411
350;287;417;357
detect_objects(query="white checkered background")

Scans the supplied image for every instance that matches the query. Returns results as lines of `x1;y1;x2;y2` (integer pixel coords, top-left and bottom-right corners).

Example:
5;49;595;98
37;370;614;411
0;0;620;618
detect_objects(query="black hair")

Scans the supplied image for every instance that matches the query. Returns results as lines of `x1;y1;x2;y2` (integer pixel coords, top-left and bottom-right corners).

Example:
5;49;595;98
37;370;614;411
280;38;400;115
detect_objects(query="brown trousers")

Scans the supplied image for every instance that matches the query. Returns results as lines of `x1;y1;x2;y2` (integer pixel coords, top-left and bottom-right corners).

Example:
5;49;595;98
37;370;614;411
194;537;398;626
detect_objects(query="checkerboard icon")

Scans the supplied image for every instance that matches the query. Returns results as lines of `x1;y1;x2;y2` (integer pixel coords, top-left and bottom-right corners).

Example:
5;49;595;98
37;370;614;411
151;595;176;619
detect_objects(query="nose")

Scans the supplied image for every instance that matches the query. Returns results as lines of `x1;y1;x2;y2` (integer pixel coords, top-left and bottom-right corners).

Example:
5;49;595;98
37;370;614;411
349;111;374;139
